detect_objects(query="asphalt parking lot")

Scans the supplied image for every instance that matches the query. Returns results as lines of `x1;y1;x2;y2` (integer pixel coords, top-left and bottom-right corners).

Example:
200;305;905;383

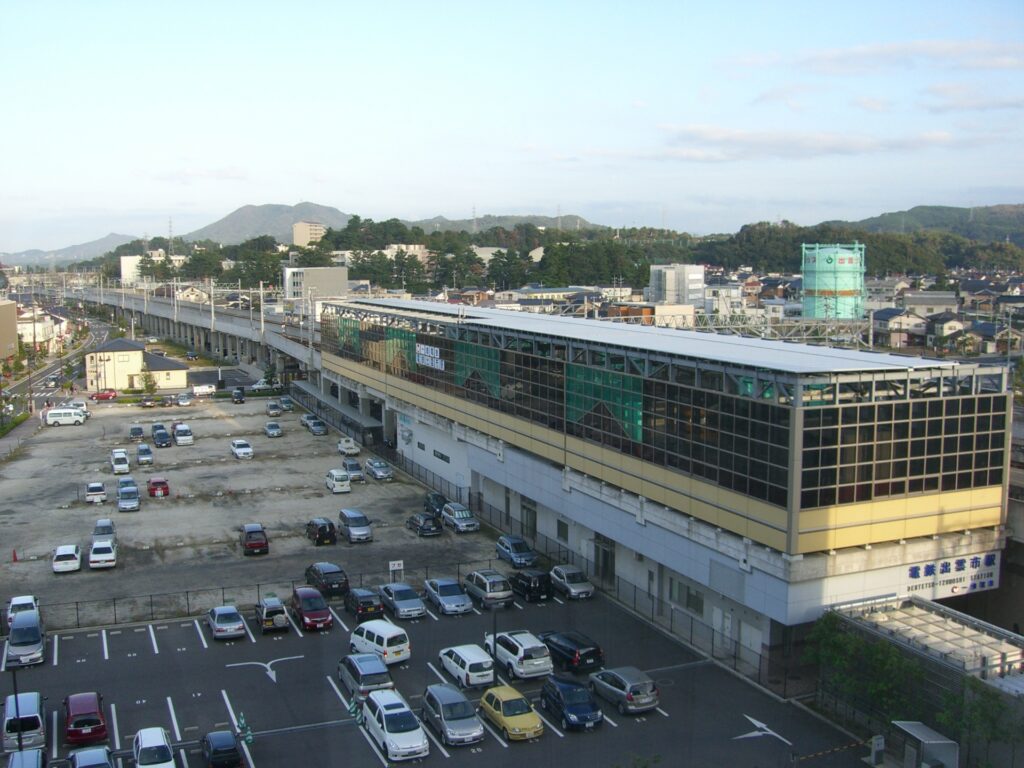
0;395;866;767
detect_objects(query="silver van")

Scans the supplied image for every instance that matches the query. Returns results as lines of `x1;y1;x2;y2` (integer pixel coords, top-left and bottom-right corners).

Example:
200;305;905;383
336;653;394;703
338;508;373;543
6;749;46;768
420;683;485;746
3;692;45;751
5;611;45;668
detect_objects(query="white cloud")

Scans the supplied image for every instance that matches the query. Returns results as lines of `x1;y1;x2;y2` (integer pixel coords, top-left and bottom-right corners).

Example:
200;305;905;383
798;39;1024;75
924;83;1024;113
152;167;249;184
752;84;819;111
852;96;892;113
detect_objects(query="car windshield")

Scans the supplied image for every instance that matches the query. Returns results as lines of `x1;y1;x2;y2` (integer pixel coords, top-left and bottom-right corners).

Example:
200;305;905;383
217;610;241;624
361;671;391;686
95;526;112;535
523;645;549;660
509;541;531;553
468;660;493;672
392;588;418;602
121;489;139;499
347;514;369;526
442;700;476;720
6;715;40;734
138;745;173;764
9;626;41;645
452;508;471;519
565;570;587;583
384;711;419;733
501;698;531;716
301;595;327;611
322;572;345;583
436;584;463;597
93;545;113;555
563;687;592;705
70;714;102;728
369;459;384;467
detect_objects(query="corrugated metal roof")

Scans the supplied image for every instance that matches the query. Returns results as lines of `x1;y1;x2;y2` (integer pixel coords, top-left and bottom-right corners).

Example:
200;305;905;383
346;299;958;375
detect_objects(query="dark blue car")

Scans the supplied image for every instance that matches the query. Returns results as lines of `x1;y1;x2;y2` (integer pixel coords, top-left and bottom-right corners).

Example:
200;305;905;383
540;676;603;731
495;534;538;568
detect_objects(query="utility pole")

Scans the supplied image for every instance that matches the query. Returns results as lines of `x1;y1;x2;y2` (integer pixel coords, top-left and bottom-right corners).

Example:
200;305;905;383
28;276;36;413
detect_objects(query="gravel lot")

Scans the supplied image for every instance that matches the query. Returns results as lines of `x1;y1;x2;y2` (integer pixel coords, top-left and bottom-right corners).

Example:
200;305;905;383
0;396;499;623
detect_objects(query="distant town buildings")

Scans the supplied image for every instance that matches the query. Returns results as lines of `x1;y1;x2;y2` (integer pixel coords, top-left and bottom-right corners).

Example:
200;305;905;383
292;221;327;248
647;263;705;304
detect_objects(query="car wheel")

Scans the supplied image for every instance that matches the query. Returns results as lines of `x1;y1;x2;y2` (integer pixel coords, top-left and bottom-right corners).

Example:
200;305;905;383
458;675;466;689
561;716;569;730
506;662;515;679
617;701;626;715
350;643;357;653
502;728;511;741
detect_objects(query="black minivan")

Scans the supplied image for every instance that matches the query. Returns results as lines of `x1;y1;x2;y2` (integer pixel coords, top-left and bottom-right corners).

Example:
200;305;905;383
509;569;552;602
306;518;337;545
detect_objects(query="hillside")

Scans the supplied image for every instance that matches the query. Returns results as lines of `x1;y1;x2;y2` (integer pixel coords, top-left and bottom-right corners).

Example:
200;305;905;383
403;213;599;233
823;204;1024;247
0;232;137;267
183;202;352;245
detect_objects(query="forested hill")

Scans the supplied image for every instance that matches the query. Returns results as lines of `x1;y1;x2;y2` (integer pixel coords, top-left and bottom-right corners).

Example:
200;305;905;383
822;204;1024;248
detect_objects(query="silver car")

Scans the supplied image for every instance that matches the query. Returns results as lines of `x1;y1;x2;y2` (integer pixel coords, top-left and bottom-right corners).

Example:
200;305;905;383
424;578;473;615
378;583;426;619
6;609;45;667
587;666;659;714
206;606;246;640
264;421;283;438
550;564;596;599
420;683;485;746
364;457;393;481
337;653;394;703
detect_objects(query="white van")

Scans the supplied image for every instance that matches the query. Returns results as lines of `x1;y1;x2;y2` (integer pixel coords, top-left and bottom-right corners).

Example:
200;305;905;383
438;644;495;688
3;692;45;752
325;469;351;494
67;400;90;417
349;620;410;666
44;408;85;426
173;423;194;446
192;384;216;397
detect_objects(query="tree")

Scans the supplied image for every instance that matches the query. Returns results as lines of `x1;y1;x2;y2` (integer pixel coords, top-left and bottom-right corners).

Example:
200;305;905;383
486;249;532;291
141;369;157;395
296;250;334;267
938;677;1011;767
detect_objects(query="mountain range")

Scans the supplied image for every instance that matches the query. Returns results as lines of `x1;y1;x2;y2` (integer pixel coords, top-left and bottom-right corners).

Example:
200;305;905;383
2;202;1020;266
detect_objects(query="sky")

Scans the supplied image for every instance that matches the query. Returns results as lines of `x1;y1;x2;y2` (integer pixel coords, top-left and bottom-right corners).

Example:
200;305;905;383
1;0;1022;252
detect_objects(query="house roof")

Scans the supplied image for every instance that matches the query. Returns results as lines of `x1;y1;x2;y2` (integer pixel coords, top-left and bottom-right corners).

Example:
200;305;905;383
93;338;145;353
927;311;959;323
872;308;906;322
143;352;189;372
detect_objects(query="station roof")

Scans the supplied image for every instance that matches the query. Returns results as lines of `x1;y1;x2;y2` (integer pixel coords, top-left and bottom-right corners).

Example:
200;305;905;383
345;299;959;376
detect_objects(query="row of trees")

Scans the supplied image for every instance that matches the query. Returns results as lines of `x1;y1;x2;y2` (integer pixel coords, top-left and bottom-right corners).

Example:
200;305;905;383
68;215;1024;292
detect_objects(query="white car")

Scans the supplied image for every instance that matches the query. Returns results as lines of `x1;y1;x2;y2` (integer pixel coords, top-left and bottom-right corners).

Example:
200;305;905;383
337;437;360;456
230;439;254;459
325;469;352;494
52;544;82;573
133;727;175;768
6;595;39;628
484;629;553;679
361;689;430;762
88;540;118;569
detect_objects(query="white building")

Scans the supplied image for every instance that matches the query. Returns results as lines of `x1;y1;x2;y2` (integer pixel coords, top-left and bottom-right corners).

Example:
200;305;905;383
648;264;705;304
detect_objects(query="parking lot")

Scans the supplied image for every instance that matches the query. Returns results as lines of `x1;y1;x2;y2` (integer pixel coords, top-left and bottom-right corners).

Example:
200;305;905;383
0;394;866;766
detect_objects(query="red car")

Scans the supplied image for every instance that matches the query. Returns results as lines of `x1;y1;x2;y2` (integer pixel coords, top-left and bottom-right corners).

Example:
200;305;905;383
289;586;333;631
90;389;118;401
147;477;170;498
64;691;108;745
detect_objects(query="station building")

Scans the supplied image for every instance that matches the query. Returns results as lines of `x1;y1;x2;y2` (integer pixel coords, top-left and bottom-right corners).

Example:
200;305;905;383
318;299;1010;657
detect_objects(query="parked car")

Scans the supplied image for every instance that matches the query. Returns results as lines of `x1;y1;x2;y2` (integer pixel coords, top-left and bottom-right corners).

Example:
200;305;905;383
147;477;170;498
420;683;485;746
52;544;82;573
153;429;172;448
536;630;605;673
324;469;351;493
338;508;373;542
423;578;473;615
540;676;604;731
6;595;39;629
337;653;394;703
136;443;154;465
342;457;365;483
361;690;430;762
550;564;596;599
200;730;243;767
175;393;193;407
344;587;384;622
70;747;113;766
423;492;447;518
5;609;46;667
230;439;253;459
405;512;441;537
378;583;426;619
587;666;659;714
440;502;479;533
289;586;333;631
478;685;544;741
89;389;117;401
364;457;393;481
509;569;553;602
308;419;328;436
116;483;140;512
128;425;144;442
299;413;317;429
305;518;337;546
85;481;107;504
305;561;349;597
132;727;175;768
278;395;295;411
496;534;539;568
230;388;245;404
92;518;116;545
88;540;117;569
206;606;246;640
265;400;282;417
253;596;289;634
438;644;494;688
484;629;553;679
337;437;360;455
185;351;199;361
140;395;156;408
239;523;269;555
463;569;514;610
109;448;130;474
63;691;108;745
264;421;283;438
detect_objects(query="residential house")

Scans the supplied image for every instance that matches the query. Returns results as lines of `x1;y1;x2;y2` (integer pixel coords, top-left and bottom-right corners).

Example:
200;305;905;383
85;338;188;392
967;321;1024;356
926;311;965;352
900;291;959;317
864;277;911;312
872;308;928;349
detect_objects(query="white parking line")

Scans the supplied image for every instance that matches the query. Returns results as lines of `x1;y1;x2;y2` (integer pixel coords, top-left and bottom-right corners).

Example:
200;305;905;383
286;611;304;637
656;706;669;717
326;676;388;767
426;661;446;683
419;713;450;758
534;710;564;738
242;617;256;644
148;624;159;654
513;602;524;610
603;712;618;727
52;635;59;666
221;689;255;768
479;718;509;748
51;711;58;759
471;607;482;615
193;619;209;649
166;696;189;767
330;607;348;632
553;596;565;605
101;629;109;660
425;608;439;622
1;641;7;672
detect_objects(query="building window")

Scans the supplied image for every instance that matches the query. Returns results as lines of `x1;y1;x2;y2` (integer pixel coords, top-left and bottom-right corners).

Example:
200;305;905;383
417;441;425;451
522;496;537;538
686;586;704;617
556;519;568;543
432;449;450;463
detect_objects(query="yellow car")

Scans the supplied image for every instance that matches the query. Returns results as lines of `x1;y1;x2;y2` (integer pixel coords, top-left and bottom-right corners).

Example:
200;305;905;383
478;685;544;741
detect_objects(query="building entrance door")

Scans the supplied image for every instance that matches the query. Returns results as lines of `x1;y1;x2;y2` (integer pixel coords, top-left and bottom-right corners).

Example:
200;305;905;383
594;533;616;587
